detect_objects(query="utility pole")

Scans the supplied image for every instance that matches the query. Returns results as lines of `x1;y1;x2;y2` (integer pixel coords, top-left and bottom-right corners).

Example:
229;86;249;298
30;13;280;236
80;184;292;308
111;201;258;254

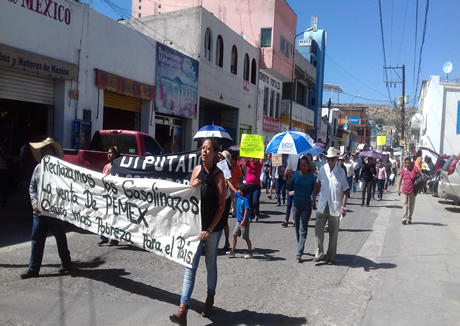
383;65;405;149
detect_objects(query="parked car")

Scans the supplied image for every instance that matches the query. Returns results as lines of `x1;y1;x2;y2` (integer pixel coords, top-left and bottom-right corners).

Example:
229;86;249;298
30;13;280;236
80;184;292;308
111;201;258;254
64;130;163;172
438;154;460;205
428;155;451;195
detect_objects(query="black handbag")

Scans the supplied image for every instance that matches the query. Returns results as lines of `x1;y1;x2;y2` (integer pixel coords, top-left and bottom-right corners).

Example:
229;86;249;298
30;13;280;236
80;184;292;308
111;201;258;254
413;174;424;193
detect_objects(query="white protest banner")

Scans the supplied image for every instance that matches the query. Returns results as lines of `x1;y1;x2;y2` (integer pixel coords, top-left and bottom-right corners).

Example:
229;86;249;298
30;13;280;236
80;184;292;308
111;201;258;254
37;156;201;268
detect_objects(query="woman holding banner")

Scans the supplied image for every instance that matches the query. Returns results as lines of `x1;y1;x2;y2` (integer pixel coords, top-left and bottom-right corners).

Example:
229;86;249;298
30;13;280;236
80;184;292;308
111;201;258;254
170;138;226;325
98;146;120;246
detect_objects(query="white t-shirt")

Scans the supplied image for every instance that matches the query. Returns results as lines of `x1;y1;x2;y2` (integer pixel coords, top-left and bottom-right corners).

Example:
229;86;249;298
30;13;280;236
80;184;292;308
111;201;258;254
389;158;397;169
317;164;349;217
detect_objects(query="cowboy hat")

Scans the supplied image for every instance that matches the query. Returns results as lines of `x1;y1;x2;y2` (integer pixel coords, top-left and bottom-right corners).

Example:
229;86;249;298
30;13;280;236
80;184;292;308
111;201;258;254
325;147;338;158
219;150;232;165
30;137;64;162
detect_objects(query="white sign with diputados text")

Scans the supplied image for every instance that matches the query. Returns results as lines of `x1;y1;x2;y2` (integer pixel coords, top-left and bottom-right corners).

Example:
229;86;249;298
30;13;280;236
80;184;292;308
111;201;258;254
37;156;202;268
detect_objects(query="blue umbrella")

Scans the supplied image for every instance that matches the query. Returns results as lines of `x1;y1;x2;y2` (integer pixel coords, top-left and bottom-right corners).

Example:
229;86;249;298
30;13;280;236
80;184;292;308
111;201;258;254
266;131;315;154
193;125;232;141
300;146;324;158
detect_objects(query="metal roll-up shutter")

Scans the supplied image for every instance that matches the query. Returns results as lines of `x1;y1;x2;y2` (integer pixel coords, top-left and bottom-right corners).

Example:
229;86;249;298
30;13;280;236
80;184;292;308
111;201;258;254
104;91;142;112
0;67;55;105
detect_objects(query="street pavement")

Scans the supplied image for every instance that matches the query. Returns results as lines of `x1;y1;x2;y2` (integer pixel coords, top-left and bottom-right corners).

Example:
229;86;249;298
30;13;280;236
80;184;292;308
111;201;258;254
1;184;460;326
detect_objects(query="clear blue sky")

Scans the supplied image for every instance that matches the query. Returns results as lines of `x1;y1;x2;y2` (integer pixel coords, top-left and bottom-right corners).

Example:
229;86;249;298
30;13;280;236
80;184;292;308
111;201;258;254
91;0;460;107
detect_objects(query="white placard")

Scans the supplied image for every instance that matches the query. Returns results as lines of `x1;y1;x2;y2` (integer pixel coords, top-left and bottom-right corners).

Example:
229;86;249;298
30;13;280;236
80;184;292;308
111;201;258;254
217;160;231;179
287;154;299;171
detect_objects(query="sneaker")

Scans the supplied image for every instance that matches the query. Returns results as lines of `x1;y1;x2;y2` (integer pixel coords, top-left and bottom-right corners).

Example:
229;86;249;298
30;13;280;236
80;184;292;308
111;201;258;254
226;249;235;257
407;219;412;224
97;239;108;245
20;269;39;279
296;255;301;262
255;215;260;222
377;198;381;201
361;203;364;207
281;221;288;227
268;195;272;199
276;203;281;207
402;220;407;225
58;264;71;273
244;252;253;259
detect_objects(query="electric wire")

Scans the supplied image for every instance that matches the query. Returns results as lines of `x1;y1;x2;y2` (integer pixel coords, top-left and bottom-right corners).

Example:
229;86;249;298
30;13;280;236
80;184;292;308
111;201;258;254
378;0;394;105
413;0;429;109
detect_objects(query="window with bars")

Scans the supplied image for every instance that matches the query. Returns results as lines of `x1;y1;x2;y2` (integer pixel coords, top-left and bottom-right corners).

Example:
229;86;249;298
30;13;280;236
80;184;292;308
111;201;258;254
280;34;291;58
260;28;272;47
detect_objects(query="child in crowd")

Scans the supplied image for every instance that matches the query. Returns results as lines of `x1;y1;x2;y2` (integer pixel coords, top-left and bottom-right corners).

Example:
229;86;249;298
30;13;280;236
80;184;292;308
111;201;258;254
226;182;253;259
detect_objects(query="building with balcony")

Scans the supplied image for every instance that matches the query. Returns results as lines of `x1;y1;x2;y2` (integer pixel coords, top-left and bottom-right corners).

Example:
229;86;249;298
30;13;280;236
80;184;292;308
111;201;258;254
123;6;259;147
132;0;317;146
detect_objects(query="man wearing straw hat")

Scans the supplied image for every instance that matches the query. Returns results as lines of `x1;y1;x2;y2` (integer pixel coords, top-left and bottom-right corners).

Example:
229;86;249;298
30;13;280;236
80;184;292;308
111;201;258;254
313;147;349;265
20;137;72;279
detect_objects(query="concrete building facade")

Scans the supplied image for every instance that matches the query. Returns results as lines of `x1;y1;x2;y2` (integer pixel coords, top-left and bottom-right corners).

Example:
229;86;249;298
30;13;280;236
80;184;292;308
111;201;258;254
414;76;460;157
134;0;318;145
0;0;163;154
124;6;259;144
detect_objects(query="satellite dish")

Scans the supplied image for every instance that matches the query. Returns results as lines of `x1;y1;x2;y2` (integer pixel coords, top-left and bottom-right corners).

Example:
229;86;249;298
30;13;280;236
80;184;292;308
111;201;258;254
443;61;453;74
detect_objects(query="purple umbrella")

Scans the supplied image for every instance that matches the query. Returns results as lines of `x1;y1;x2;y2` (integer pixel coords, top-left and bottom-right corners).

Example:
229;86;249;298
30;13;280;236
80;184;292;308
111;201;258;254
359;150;387;160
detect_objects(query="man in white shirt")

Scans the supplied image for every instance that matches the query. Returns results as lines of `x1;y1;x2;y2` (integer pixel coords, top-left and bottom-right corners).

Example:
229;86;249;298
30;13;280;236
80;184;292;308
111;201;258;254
389;154;397;186
312;147;349;265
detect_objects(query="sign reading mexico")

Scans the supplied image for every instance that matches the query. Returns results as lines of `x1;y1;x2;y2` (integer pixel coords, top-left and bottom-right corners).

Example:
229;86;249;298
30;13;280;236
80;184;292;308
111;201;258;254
38;156;202;268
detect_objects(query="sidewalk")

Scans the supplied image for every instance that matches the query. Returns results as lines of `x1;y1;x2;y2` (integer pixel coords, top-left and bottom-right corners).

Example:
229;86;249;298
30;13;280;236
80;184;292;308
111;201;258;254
363;191;460;325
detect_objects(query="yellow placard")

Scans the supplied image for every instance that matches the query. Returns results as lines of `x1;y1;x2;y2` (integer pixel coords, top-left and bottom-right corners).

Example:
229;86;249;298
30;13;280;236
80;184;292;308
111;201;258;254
240;134;265;159
377;136;386;146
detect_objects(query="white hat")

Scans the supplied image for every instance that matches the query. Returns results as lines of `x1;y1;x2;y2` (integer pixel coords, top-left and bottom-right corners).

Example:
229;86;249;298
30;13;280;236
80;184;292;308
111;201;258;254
325;147;338;158
219;150;232;165
30;137;63;162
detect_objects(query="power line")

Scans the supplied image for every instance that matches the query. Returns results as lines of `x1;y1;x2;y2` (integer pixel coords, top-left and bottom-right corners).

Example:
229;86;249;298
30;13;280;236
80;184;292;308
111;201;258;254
378;0;394;105
413;0;429;109
325;54;389;99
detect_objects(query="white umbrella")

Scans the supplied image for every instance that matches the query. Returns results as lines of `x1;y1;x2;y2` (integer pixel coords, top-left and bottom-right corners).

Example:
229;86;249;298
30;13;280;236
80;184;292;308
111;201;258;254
266;131;315;154
193;125;232;141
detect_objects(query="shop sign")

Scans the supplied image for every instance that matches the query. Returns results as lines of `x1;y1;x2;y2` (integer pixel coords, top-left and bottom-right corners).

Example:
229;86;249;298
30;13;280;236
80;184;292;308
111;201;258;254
96;69;155;100
262;116;280;132
156;44;199;118
7;0;72;25
0;43;77;80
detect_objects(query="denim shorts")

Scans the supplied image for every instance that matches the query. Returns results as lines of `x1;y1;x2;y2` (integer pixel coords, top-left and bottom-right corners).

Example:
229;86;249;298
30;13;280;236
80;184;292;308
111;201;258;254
233;220;250;240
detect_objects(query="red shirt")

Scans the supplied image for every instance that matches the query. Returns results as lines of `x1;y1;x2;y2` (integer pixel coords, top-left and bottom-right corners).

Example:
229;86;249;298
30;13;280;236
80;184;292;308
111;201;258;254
231;164;243;188
400;166;420;194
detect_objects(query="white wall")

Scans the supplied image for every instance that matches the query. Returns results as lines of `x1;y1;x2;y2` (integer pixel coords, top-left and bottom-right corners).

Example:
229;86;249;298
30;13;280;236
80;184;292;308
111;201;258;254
1;0;158;147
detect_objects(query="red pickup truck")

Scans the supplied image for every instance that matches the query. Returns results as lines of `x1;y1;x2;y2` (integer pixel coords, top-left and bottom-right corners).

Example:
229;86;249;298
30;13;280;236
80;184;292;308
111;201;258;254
63;130;163;172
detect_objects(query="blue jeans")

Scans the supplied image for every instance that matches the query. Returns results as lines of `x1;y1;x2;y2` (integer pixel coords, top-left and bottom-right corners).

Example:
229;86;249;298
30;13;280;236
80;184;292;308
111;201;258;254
275;178;286;204
377;179;385;199
247;184;261;219
262;172;271;190
180;230;222;304
284;195;293;222
28;214;71;272
293;205;312;257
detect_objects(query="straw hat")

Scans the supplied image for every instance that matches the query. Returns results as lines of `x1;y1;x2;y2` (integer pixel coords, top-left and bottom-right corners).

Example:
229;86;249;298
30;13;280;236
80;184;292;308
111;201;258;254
325;147;338;158
30;137;64;162
219;150;232;165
